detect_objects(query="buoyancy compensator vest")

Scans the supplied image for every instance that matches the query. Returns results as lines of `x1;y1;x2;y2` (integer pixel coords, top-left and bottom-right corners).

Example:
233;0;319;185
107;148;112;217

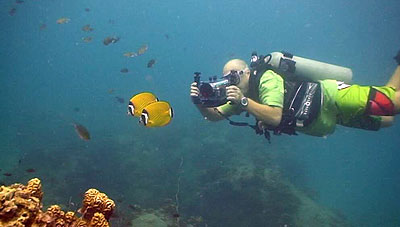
248;51;348;138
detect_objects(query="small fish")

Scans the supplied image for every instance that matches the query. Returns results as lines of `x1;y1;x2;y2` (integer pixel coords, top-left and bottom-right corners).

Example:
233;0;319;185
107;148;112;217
108;89;114;94
73;107;80;112
0;168;2;171
16;0;24;4
120;68;129;73
115;97;124;104
3;173;12;177
73;123;90;141
140;101;173;127
9;8;16;16
128;92;158;117
82;36;93;43
123;52;137;58
103;36;120;46
85;8;90;12
164;34;169;39
18;159;22;164
137;45;148;55
147;59;156;68
39;24;47;30
123;44;148;58
57;17;70;24
26;168;35;173
172;213;180;218
81;24;94;32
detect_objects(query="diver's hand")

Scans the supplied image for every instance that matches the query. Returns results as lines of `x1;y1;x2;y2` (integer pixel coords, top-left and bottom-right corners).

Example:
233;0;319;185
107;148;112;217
394;50;400;65
226;85;244;104
190;82;200;97
191;82;201;104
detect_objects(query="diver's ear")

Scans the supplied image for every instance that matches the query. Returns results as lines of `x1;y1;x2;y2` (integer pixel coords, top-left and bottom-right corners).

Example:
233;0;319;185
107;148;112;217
244;68;251;79
244;68;251;76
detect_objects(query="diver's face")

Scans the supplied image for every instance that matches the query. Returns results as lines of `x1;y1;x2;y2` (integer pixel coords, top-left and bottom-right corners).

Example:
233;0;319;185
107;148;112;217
231;68;250;92
222;70;242;85
223;67;249;83
239;68;250;86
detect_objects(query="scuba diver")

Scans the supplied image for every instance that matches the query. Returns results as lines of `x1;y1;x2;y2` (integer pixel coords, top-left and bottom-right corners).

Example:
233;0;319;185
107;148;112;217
190;50;400;142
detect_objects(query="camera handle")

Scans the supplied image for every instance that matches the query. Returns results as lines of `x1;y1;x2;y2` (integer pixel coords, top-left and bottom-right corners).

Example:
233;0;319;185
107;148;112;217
192;72;201;104
194;72;201;85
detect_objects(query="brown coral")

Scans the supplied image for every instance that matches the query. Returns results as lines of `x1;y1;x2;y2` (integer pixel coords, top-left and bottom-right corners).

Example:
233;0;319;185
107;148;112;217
65;211;77;224
89;212;109;227
0;178;114;227
26;178;43;200
81;189;115;221
0;179;42;226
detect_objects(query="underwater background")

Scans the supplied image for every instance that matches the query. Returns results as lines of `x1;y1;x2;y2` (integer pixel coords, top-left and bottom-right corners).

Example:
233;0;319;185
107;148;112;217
1;0;400;226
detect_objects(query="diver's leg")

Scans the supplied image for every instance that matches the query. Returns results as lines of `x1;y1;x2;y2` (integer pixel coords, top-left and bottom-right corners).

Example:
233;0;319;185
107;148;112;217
394;91;400;114
380;116;394;128
386;66;400;90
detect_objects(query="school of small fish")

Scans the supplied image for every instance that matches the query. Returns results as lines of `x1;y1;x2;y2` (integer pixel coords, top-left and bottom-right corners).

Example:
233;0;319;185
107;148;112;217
3;4;173;183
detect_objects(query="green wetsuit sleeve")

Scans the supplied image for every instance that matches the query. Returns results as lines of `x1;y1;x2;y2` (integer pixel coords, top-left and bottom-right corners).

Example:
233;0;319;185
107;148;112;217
258;70;284;108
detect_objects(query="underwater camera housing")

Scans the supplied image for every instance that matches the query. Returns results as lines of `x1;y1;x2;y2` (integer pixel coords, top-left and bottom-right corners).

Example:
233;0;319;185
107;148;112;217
192;71;241;107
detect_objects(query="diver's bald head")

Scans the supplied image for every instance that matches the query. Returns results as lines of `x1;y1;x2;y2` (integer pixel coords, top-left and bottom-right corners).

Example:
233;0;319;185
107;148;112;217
223;59;249;75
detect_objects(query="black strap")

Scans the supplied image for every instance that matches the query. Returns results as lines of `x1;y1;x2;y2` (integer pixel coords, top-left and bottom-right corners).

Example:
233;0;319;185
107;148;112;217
213;108;252;127
213;108;271;143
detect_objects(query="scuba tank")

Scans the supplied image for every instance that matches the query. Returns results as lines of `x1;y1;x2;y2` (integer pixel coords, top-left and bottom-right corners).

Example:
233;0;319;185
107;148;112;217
258;51;353;83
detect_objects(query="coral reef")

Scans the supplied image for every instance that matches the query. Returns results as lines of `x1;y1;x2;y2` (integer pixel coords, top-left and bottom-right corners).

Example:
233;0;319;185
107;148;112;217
0;178;115;227
0;178;42;226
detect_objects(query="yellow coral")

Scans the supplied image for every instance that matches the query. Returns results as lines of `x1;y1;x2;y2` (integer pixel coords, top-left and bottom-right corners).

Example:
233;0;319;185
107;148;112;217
26;178;43;200
55;217;66;226
81;188;115;221
47;205;64;218
0;181;41;226
0;179;114;227
65;211;77;224
89;212;109;227
75;219;89;226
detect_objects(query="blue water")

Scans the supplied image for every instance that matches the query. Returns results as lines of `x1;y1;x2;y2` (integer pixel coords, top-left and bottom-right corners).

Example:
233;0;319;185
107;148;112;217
1;0;400;226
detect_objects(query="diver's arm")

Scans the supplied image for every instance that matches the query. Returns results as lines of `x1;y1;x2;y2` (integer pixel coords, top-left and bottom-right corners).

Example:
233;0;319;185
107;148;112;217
195;105;225;121
244;98;282;127
226;85;282;126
